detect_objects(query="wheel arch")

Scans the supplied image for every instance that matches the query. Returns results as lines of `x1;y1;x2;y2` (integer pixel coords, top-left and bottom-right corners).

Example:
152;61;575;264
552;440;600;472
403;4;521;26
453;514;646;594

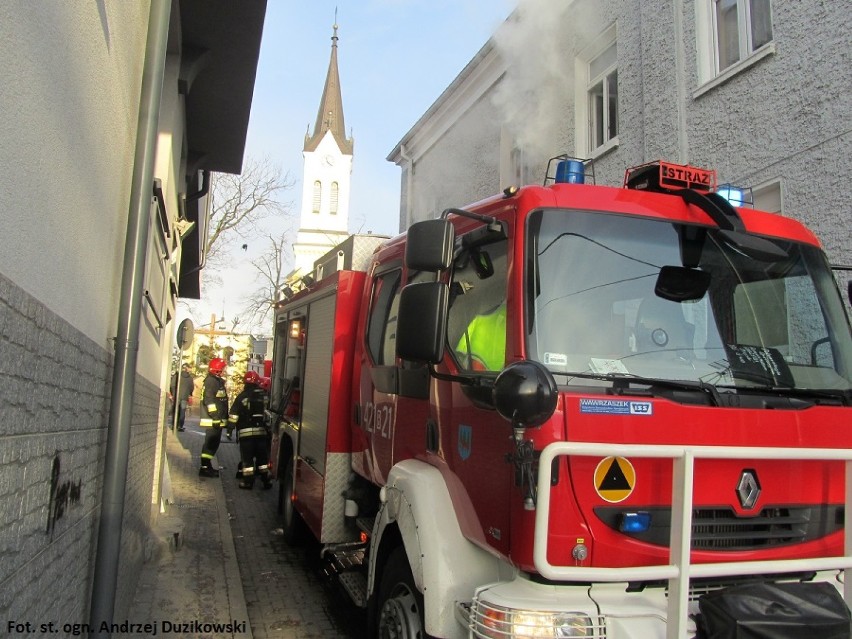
368;459;507;638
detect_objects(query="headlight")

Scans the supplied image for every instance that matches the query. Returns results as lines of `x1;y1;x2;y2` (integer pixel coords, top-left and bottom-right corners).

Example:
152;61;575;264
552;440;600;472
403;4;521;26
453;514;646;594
472;601;599;638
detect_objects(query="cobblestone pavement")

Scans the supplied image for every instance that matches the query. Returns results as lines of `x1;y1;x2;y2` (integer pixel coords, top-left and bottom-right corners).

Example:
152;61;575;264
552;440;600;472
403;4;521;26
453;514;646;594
212;431;368;639
120;418;250;639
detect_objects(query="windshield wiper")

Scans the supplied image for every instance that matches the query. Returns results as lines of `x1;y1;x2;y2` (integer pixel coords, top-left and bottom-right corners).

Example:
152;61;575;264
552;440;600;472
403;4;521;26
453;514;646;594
717;385;852;406
553;371;722;406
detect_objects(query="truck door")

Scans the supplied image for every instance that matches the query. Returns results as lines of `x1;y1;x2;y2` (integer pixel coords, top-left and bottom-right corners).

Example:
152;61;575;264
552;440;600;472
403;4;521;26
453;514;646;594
357;265;403;485
442;236;513;555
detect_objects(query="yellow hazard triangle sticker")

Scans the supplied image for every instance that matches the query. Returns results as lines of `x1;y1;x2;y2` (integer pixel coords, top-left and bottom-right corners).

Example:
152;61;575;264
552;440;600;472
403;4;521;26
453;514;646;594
594;456;636;503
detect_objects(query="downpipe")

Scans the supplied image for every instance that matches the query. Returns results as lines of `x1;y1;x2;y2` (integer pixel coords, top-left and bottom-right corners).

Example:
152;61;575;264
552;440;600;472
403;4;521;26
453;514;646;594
89;0;171;635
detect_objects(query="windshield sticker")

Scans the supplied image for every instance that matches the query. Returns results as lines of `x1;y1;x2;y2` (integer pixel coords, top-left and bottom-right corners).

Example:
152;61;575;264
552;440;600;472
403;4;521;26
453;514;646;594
543;352;568;367
580;398;653;416
594;456;636;503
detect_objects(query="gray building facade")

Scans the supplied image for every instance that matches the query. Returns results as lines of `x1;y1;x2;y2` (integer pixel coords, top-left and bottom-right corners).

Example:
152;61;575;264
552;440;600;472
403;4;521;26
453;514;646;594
389;0;850;279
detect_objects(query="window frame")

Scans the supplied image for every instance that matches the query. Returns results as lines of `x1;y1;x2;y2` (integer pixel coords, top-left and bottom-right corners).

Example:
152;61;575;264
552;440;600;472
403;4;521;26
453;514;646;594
695;0;775;94
366;266;403;366
312;180;321;214
574;24;619;158
330;181;339;215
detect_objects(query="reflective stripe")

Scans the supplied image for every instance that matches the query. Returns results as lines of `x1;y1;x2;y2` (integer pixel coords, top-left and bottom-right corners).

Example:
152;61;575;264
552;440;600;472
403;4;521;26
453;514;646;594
243;466;255;476
207;403;217;411
228;415;239;424
257;464;269;472
201;452;214;460
199;418;213;427
239;427;267;437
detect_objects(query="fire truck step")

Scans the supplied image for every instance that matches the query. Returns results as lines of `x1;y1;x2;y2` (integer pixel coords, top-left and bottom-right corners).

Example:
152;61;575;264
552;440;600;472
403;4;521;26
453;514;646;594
338;571;368;608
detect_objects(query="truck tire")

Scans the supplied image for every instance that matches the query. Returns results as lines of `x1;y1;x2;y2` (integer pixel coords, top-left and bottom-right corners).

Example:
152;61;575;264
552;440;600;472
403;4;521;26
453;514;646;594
376;546;432;639
280;455;306;545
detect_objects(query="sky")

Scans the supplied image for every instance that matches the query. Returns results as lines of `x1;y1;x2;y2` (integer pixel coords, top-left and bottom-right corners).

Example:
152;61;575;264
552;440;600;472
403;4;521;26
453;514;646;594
189;0;515;332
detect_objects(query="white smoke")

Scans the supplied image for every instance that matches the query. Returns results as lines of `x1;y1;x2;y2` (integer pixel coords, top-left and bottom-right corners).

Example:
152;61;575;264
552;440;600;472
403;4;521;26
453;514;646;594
491;0;588;169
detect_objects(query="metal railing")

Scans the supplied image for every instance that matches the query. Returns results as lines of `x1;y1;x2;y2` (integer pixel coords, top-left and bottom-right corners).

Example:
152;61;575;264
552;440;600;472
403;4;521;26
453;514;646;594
534;442;852;639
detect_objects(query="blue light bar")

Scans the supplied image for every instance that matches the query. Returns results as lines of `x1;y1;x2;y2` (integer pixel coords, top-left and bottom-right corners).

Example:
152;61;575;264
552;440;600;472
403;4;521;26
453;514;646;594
555;159;585;184
619;511;651;533
717;186;745;207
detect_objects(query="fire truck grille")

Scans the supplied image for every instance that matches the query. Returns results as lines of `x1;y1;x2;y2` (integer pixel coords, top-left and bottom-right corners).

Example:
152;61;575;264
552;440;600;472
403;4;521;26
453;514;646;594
594;505;844;550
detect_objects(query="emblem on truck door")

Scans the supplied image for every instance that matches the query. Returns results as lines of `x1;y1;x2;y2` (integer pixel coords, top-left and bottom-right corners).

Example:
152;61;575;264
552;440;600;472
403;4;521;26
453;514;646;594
736;469;761;510
458;424;472;460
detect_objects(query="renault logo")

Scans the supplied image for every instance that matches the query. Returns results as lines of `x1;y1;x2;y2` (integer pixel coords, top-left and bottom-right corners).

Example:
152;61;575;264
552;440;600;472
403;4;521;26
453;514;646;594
736;469;761;510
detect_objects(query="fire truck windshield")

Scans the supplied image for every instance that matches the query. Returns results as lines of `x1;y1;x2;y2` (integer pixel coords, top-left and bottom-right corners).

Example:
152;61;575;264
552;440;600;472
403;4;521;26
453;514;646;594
526;209;852;394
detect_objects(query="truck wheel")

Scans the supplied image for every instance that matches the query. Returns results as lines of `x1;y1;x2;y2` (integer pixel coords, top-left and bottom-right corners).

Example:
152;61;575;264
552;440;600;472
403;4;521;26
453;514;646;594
377;546;431;639
280;456;305;545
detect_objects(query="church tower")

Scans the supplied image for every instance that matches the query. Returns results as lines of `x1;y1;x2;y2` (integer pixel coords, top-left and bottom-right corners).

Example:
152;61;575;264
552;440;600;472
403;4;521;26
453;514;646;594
290;21;353;279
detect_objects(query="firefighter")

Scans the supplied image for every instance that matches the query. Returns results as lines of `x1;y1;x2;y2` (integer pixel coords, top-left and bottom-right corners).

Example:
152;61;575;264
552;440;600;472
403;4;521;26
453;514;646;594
199;357;229;477
455;302;507;371
228;370;272;490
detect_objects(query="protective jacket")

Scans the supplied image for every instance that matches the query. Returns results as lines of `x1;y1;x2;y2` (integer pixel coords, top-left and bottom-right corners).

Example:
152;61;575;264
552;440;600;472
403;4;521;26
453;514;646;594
455;303;507;371
200;373;228;428
228;384;268;438
229;382;271;489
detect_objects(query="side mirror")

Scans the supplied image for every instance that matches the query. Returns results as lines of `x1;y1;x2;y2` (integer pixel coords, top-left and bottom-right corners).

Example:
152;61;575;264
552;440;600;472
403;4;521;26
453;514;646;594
493;361;558;429
396;281;448;363
405;219;454;272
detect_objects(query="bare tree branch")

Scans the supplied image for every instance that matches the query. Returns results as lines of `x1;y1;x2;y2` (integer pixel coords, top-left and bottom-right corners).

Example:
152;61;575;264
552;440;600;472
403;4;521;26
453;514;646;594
241;232;293;330
204;157;295;270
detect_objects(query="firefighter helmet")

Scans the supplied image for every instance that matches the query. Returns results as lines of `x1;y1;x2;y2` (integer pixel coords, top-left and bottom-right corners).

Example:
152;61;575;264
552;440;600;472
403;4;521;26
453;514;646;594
208;358;226;375
259;377;271;392
244;370;261;385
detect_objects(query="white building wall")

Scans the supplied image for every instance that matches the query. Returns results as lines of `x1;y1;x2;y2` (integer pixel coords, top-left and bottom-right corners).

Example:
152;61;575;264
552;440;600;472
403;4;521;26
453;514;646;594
0;2;147;345
0;1;195;624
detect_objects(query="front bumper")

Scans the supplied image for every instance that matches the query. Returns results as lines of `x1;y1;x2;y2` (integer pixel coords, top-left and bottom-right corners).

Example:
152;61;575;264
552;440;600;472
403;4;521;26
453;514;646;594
466;572;847;638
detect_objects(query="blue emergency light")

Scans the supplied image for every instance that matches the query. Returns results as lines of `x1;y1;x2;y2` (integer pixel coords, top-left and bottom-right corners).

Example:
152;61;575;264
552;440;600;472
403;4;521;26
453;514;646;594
555;159;585;184
716;186;745;207
619;511;652;533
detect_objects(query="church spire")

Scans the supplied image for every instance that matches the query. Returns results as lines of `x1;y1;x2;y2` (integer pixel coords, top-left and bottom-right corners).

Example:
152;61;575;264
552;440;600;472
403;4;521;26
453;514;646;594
304;18;353;155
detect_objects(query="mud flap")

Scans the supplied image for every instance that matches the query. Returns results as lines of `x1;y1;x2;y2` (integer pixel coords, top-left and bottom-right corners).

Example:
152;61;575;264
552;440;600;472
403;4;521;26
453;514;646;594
697;581;851;638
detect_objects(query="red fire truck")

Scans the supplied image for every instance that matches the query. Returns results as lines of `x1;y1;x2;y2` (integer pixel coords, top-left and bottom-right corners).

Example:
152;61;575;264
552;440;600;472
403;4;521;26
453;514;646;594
267;159;852;638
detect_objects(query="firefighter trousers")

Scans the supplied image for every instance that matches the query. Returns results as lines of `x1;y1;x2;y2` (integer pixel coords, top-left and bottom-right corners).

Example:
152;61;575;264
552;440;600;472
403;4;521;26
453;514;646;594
200;423;223;468
238;431;271;488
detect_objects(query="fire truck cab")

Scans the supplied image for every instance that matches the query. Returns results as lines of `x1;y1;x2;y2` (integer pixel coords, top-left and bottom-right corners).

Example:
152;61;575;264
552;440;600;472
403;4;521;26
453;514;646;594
269;159;852;639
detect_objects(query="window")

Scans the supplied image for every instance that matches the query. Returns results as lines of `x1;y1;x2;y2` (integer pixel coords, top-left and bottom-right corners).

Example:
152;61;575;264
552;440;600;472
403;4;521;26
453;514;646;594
366;269;402;365
696;0;773;87
447;239;509;372
752;180;782;214
575;25;618;157
143;201;169;338
312;181;321;214
499;127;531;189
714;0;772;72
588;42;618;151
330;182;339;215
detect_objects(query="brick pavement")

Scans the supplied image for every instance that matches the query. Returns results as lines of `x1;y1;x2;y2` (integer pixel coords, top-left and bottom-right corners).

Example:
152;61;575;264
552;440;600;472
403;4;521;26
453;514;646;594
216;433;367;639
119;416;251;638
123;414;367;639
